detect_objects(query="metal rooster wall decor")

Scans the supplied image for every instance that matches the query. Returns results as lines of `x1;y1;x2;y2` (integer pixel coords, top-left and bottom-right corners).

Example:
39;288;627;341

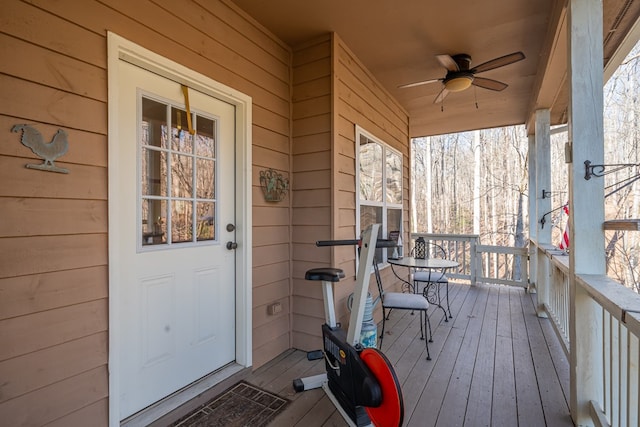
11;124;70;174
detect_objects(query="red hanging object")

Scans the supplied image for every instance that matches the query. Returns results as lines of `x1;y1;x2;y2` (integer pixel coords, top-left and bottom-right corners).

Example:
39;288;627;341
559;204;569;250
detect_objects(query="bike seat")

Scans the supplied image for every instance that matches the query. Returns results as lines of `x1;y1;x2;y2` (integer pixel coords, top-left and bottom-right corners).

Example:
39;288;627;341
305;268;345;282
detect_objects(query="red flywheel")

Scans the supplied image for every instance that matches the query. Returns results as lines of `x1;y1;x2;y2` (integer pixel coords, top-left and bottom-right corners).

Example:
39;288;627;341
360;348;404;427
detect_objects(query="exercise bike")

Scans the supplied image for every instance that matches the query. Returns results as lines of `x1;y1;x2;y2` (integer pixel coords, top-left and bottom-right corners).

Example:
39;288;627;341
292;224;404;427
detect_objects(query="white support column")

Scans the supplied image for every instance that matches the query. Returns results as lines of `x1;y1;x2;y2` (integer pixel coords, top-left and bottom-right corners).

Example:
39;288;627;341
567;0;606;424
535;109;551;315
473;131;481;235
426;137;433;233
527;133;537;293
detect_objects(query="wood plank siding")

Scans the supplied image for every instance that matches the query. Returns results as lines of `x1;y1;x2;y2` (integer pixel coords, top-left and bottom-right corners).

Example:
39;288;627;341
1;0;292;424
332;34;411;325
290;34;411;351
291;36;333;351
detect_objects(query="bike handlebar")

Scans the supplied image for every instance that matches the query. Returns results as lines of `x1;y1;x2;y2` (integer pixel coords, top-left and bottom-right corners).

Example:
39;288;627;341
315;238;397;248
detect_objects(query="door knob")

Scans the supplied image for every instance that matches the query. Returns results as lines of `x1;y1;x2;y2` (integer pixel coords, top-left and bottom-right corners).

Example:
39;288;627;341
226;241;238;250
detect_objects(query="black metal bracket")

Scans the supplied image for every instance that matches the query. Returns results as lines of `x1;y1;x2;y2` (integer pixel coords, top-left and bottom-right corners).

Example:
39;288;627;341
584;160;605;180
540;204;568;229
585;160;639;180
541;189;566;199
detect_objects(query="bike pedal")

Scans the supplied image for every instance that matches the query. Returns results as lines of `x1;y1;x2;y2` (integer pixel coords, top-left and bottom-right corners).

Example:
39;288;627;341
307;350;324;361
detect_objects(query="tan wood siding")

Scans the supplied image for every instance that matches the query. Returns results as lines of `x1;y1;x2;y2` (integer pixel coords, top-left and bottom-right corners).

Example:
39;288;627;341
0;199;107;237
288;33;411;349
0;266;108;320
331;33;411;323
0;367;108;427
291;35;333;350
0;332;107;404
45;399;109;427
1;0;291;424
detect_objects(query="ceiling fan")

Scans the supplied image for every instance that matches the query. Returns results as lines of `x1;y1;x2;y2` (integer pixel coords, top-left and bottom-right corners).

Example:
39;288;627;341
399;51;525;103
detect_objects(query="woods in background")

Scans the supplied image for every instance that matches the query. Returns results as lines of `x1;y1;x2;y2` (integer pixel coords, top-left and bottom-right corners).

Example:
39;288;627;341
412;43;640;292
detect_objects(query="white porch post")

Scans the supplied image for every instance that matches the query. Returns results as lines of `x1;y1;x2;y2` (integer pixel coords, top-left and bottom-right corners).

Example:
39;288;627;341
535;109;551;316
567;0;606;424
527;133;537;294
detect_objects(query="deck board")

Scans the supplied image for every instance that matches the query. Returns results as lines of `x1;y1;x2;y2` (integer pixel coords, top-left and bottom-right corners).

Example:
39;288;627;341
437;282;488;426
250;282;573;427
492;287;517;426
511;289;547;427
464;285;498;427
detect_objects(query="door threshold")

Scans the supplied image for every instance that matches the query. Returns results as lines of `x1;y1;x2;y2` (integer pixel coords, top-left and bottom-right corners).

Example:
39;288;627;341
121;363;247;427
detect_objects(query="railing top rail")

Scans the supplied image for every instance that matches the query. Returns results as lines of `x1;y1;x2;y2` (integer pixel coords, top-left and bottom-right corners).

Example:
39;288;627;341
577;273;640;338
531;240;570;273
476;244;528;255
411;232;480;240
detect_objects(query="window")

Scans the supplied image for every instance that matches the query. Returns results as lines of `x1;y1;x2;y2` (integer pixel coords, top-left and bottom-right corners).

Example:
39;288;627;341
140;96;218;248
356;126;403;263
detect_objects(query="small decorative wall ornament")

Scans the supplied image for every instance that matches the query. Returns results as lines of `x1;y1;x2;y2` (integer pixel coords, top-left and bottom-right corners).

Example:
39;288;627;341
11;124;69;174
259;168;289;202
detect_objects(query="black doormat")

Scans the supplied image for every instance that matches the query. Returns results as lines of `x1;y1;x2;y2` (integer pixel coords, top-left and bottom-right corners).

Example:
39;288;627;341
169;381;289;427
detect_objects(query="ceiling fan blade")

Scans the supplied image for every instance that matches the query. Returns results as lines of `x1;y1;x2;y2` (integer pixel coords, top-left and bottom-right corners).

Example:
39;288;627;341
398;78;441;89
434;87;450;104
472;77;508;91
472;51;525;74
436;54;459;72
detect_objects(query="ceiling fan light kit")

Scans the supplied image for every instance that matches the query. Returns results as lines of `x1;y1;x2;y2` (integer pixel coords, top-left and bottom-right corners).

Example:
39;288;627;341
399;51;525;104
444;74;474;92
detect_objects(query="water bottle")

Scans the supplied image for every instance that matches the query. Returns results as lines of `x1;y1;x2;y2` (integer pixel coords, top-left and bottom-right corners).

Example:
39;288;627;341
347;292;378;348
360;316;378;348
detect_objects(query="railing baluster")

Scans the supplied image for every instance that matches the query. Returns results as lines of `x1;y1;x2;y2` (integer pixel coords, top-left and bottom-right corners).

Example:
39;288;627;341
618;317;624;427
631;332;639;427
604;311;611;418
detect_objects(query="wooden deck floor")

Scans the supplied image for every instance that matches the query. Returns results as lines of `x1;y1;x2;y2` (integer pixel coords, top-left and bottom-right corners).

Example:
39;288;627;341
246;282;574;427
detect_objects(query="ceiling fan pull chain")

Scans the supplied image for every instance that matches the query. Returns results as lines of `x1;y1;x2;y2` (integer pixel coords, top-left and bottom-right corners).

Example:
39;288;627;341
474;86;479;109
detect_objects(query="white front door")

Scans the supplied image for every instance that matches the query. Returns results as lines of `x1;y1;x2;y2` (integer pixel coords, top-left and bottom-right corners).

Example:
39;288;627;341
115;60;237;419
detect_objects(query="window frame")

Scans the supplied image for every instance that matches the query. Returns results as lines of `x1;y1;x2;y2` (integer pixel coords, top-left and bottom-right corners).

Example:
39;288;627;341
355;125;403;266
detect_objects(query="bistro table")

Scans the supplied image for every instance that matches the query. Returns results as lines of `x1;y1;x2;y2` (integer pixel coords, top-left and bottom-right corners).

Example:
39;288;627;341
387;257;459;322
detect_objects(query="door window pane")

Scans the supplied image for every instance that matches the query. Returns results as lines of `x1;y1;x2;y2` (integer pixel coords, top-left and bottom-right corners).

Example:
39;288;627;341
196;202;215;241
142;199;167;245
196;159;215;199
142;98;168;149
141;148;167;196
171;200;193;243
171;107;194;153
171;154;193;198
195;116;216;158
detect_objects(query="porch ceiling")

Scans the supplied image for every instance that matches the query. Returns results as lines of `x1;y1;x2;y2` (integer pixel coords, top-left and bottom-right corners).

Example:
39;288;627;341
232;0;640;138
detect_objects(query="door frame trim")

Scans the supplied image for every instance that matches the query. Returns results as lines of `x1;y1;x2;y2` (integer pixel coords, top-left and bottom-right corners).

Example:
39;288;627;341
106;32;252;426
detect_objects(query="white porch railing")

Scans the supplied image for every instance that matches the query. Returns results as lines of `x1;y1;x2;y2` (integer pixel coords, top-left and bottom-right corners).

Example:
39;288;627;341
532;240;640;427
410;233;529;288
